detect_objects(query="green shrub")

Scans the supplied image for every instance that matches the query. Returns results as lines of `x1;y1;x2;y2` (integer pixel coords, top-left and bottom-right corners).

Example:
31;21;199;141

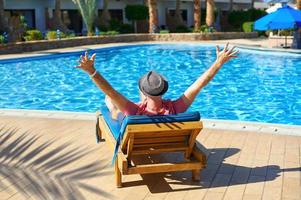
173;25;191;33
193;25;216;33
106;31;119;35
202;25;215;33
100;31;120;35
98;25;109;32
46;31;66;40
99;20;134;34
46;31;57;40
160;30;170;34
279;29;294;36
24;30;43;41
109;19;122;31
65;33;76;38
119;24;134;34
0;35;4;44
228;9;265;31
242;22;254;33
125;5;148;21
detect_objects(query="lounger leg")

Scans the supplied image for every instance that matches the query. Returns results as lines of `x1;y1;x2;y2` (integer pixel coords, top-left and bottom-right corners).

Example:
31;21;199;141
115;157;122;187
192;169;200;181
96;111;103;142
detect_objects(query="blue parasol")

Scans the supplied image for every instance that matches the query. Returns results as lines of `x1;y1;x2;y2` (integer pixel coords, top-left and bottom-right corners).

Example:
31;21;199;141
254;5;301;31
254;5;301;48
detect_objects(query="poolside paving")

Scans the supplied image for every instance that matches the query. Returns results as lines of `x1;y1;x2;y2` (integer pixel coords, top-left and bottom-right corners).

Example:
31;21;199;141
0;116;300;200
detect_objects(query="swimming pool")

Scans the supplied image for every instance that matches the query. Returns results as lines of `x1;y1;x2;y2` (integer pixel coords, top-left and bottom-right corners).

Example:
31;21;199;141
0;44;301;125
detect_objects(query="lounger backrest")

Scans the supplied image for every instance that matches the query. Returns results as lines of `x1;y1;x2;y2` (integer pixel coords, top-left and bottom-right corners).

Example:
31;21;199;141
121;121;202;160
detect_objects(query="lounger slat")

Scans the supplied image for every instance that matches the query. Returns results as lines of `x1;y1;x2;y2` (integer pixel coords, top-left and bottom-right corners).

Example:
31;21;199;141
132;144;188;155
127;162;203;174
121;130;194;151
133;136;187;144
126;122;202;133
133;142;186;148
133;131;192;138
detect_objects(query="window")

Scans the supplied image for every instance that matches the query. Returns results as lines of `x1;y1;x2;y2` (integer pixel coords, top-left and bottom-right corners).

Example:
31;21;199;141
49;10;83;34
98;9;123;22
5;9;35;29
109;9;123;21
168;9;188;24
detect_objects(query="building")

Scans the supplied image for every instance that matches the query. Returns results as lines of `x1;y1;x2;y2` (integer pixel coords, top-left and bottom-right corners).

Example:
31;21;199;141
3;0;257;34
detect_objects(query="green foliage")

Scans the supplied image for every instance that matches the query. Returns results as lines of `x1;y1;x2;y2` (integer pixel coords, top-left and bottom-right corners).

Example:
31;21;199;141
24;30;43;41
194;25;216;33
119;24;134;34
228;8;265;30
72;0;97;35
172;25;191;33
106;31;119;35
109;19;122;31
20;15;28;30
160;30;170;34
65;33;76;38
46;31;67;40
279;29;294;36
0;35;4;44
100;31;120;35
98;25;108;32
125;5;148;21
98;19;134;34
242;22;254;33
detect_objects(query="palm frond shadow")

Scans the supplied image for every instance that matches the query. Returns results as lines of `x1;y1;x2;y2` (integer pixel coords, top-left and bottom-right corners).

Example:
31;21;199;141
0;126;114;200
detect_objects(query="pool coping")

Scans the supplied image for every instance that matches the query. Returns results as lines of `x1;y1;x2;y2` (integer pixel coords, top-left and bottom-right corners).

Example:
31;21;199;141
0;40;300;62
0;109;300;136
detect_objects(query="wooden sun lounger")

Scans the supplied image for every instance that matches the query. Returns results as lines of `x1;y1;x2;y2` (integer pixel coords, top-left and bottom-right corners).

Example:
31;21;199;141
96;112;207;187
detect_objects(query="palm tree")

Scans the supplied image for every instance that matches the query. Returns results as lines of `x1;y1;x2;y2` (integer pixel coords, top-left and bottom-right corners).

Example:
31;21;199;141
99;0;111;28
206;0;215;27
0;0;8;33
148;0;158;33
175;0;184;25
53;0;68;33
193;0;201;32
72;0;97;36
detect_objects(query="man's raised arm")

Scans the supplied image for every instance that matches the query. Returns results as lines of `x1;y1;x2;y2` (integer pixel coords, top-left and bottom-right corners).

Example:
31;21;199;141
180;43;239;108
76;52;132;112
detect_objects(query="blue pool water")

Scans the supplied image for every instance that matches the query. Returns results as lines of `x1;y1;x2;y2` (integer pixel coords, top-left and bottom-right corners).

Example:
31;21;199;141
1;44;301;125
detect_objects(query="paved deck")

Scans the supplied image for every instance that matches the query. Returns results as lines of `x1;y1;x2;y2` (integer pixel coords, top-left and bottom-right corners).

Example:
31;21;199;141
0;116;300;200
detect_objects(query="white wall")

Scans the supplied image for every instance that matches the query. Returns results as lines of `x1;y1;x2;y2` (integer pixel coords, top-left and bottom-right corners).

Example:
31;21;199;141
4;0;255;33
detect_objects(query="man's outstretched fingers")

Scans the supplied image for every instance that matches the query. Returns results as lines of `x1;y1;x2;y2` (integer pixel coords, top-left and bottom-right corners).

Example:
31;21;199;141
80;55;85;62
227;46;236;55
224;42;229;52
216;45;220;55
91;53;96;62
85;51;89;60
229;50;239;57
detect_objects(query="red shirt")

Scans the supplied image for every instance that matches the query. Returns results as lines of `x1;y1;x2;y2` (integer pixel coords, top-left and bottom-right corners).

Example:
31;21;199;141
122;98;188;116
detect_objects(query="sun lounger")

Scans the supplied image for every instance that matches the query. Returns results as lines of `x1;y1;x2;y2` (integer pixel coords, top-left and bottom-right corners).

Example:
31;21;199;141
96;106;207;187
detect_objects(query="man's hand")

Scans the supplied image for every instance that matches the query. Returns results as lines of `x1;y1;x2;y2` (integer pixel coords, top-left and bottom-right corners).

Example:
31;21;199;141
215;43;239;65
76;51;96;75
